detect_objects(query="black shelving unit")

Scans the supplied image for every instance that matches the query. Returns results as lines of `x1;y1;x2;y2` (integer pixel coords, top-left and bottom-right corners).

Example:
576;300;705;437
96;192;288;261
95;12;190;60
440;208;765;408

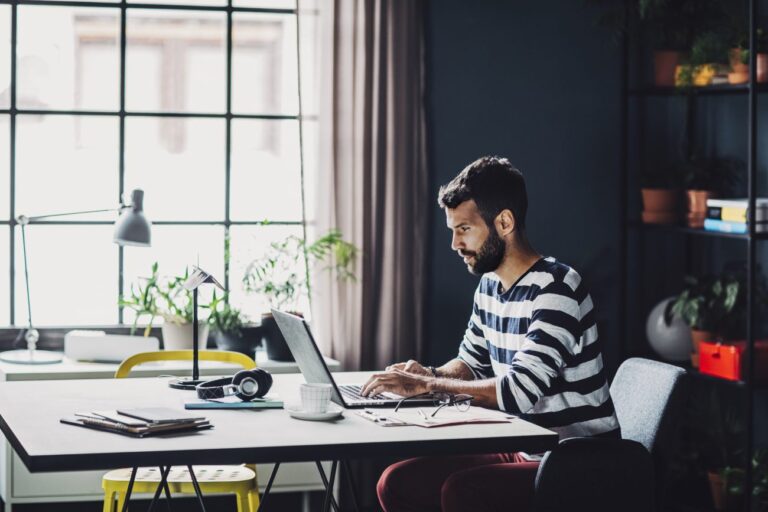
621;1;764;510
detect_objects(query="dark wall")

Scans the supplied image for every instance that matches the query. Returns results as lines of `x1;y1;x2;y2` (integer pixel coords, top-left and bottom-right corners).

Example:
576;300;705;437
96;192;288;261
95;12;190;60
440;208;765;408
424;0;624;371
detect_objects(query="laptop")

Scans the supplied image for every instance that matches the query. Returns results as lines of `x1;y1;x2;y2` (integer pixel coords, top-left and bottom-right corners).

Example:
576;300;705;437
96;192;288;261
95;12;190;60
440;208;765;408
271;309;435;409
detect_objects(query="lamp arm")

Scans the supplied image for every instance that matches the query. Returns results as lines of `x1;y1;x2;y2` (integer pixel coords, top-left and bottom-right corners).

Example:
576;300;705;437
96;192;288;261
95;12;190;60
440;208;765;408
17;206;123;224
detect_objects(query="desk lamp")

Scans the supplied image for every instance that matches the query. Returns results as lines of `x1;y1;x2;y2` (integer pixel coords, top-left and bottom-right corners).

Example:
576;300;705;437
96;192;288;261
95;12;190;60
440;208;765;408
0;189;152;365
168;266;224;390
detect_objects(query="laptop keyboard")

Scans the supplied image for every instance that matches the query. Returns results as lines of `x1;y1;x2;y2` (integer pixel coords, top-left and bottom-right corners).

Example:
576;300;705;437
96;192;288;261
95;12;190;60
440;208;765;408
339;384;389;401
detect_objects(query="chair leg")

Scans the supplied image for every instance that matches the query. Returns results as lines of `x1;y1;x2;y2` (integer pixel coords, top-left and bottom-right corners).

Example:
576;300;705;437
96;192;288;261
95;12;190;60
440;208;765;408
102;491;116;512
247;488;260;512
116;492;126;512
235;489;249;512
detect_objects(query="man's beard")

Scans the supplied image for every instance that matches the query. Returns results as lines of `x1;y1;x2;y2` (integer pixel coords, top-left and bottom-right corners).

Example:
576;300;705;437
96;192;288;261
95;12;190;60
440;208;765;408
462;229;506;275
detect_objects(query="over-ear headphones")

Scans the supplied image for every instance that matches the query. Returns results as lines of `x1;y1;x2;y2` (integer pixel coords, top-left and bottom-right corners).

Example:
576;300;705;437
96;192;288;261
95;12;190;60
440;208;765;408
196;368;273;401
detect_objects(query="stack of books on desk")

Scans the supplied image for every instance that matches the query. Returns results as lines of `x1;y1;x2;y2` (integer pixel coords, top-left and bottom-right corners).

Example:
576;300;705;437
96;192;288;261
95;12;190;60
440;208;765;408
704;198;768;234
61;408;212;438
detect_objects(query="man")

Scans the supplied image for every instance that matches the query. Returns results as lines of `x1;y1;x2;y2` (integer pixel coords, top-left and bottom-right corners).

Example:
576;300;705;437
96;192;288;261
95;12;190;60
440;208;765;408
361;156;619;512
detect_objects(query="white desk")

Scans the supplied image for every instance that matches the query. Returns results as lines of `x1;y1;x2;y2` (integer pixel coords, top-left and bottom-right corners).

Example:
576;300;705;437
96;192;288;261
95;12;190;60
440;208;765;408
0;355;342;511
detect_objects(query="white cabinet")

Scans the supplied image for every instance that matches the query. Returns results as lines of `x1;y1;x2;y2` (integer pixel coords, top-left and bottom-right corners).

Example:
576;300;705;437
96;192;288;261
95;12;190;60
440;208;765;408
0;355;341;511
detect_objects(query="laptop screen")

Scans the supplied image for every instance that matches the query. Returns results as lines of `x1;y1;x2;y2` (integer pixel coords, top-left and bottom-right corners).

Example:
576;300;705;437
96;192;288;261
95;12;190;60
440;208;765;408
270;310;347;406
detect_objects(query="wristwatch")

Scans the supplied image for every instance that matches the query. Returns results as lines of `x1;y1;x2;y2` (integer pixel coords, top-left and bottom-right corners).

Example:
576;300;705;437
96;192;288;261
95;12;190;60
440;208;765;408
427;366;438;377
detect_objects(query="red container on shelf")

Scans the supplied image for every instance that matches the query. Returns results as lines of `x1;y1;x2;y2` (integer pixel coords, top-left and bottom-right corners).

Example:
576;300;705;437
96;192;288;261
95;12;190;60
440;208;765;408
699;341;768;383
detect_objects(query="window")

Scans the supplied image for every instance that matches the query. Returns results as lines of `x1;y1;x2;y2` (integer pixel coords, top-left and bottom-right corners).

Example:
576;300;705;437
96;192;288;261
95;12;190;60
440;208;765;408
0;0;309;327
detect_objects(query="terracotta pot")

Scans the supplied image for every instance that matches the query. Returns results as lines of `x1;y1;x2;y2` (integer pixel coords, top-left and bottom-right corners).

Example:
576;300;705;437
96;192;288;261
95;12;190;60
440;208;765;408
690;329;715;368
641;187;678;216
729;48;748;74
758;53;768;83
708;471;726;511
686;190;713;228
728;71;749;84
654;50;680;87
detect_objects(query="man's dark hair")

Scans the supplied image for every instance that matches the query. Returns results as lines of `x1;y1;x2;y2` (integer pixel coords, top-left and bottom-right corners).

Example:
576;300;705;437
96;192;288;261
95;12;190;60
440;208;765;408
438;156;528;231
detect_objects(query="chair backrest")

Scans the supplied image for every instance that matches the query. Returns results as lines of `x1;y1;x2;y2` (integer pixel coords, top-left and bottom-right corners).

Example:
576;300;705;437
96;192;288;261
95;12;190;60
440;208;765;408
610;357;687;457
115;350;256;378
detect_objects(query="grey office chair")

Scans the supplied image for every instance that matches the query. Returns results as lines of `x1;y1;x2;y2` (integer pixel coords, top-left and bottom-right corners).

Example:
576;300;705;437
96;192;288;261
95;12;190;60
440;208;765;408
534;358;687;512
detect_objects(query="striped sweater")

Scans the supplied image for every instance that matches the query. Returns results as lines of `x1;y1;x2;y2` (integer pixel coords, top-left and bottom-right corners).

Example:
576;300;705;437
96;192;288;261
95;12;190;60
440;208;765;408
457;257;620;439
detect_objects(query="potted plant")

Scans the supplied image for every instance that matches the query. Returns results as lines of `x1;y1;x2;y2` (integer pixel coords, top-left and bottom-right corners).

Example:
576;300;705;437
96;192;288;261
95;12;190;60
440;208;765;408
716;450;768;512
242;230;358;361
641;165;680;224
120;262;208;351
676;31;728;87
730;29;768;84
677;157;739;228
671;270;744;367
637;0;696;86
207;291;260;358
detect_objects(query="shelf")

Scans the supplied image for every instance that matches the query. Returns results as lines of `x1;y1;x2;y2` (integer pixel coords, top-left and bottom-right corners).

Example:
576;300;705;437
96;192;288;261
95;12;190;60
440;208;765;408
628;221;768;240
629;83;768;96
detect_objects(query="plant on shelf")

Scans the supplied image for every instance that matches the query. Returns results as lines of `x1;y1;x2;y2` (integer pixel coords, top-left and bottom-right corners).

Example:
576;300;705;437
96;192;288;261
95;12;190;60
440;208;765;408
670;272;739;367
207;290;257;356
728;28;768;84
676;157;740;228
242;229;358;361
120;262;206;351
640;164;681;225
719;450;768;512
677;31;729;87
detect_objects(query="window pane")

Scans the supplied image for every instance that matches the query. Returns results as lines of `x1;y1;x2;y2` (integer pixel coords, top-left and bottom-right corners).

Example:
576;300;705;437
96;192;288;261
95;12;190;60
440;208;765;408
232;13;298;115
125;117;225;221
16;115;119;220
0;115;8;220
126;10;226;113
17;6;120;111
229;224;306;319
230;119;302;221
0;226;8;326
233;0;295;8
0;6;10;109
122;225;224;325
14;226;118;326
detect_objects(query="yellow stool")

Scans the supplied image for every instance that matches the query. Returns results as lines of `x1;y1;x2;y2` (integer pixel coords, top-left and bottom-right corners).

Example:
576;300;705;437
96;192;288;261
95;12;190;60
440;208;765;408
102;350;261;512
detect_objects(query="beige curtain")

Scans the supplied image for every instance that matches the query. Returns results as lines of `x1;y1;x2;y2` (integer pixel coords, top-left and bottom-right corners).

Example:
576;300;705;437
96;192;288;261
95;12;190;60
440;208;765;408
306;0;428;372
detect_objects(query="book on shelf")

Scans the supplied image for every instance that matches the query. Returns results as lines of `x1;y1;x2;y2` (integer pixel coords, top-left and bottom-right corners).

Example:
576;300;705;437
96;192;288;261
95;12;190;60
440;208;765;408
703;218;768;234
61;409;212;437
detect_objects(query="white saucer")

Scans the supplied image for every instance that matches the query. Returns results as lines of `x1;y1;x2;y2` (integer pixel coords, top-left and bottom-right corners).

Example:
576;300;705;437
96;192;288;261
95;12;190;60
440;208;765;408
286;404;344;421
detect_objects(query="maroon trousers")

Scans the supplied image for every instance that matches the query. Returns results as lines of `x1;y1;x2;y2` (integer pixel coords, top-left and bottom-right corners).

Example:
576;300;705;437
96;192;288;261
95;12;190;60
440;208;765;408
376;453;540;512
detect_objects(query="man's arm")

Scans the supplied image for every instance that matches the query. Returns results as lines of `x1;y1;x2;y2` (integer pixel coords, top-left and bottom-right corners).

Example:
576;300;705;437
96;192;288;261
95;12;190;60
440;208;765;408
384;358;474;380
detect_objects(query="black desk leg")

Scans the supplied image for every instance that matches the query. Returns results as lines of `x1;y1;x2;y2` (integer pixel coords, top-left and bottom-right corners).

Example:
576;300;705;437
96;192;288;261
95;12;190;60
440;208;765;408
341;460;361;512
187;465;208;512
121;467;138;512
315;462;340;512
257;462;281;512
147;466;173;512
322;461;338;512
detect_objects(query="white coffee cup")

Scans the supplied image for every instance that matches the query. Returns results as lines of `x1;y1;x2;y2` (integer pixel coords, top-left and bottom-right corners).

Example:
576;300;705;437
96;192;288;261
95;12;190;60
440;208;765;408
300;383;333;413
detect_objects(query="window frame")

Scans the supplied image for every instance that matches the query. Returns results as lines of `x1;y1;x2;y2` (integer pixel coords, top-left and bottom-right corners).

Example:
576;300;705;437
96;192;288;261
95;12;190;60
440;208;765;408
0;0;309;330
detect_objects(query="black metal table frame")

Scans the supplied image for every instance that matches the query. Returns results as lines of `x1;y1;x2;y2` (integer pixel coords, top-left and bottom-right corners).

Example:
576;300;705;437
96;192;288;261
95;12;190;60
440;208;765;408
119;459;361;512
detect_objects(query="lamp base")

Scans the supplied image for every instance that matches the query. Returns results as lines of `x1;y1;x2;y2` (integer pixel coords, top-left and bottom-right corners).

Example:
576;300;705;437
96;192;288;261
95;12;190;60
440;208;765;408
168;377;207;390
0;349;63;365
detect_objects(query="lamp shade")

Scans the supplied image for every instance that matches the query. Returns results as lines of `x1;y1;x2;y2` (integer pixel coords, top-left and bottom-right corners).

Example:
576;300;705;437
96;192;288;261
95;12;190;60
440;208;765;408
113;189;151;247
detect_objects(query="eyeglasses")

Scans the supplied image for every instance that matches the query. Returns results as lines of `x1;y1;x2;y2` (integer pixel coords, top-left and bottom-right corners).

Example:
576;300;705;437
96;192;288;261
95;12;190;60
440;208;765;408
394;392;474;417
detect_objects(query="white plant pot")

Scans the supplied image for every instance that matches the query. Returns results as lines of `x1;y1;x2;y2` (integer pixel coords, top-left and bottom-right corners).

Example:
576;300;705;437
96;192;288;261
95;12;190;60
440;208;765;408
161;323;209;351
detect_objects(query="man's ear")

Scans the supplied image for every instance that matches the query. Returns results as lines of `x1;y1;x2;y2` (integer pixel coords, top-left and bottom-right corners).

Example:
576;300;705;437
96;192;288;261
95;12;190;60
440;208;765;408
494;209;516;237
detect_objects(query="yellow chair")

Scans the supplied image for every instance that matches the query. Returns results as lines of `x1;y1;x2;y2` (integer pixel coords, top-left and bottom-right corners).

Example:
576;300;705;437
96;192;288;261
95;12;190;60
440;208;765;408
102;350;261;512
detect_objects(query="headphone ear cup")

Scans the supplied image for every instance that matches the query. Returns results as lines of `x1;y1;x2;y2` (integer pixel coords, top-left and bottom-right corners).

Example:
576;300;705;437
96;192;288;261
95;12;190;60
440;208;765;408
232;368;273;401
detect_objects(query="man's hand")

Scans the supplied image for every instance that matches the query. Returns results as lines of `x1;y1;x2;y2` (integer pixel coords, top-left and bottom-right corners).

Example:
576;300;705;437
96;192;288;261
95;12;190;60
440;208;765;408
361;369;431;398
385;359;432;376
